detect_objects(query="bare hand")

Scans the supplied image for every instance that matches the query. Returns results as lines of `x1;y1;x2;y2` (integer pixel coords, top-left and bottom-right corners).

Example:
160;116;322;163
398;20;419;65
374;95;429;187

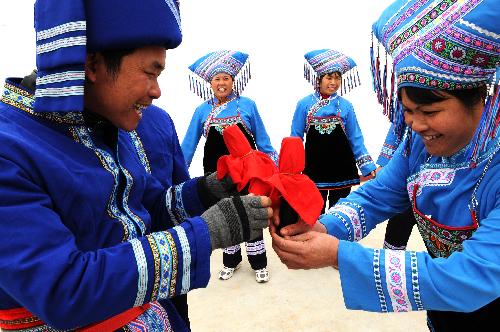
271;230;339;270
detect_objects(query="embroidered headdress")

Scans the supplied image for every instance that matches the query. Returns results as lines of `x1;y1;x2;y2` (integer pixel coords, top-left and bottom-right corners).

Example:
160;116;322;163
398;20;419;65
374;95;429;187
34;0;182;114
188;50;251;100
371;0;500;162
304;49;360;95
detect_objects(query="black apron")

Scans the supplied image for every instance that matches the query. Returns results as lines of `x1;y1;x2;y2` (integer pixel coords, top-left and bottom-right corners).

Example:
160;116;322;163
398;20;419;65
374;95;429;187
304;114;359;189
203;118;255;173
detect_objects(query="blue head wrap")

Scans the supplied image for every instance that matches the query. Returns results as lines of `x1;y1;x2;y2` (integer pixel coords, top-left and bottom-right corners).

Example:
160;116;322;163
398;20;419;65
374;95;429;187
304;49;360;95
371;0;500;162
188;50;251;100
34;0;182;114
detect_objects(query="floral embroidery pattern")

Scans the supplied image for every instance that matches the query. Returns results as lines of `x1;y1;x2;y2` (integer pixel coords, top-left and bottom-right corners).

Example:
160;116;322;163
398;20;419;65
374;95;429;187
407;167;456;197
389;0;482;64
309;116;343;135
330;202;366;241
410;184;477;258
385;250;411;312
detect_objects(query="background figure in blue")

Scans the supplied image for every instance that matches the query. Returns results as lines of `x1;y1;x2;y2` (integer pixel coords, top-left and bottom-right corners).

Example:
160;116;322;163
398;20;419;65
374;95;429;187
291;49;376;212
133;104;191;327
182;51;277;283
272;1;500;331
376;124;416;250
0;1;273;330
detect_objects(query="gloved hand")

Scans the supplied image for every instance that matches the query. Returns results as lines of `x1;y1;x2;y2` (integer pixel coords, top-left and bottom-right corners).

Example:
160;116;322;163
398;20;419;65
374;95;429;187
201;195;272;250
197;171;237;208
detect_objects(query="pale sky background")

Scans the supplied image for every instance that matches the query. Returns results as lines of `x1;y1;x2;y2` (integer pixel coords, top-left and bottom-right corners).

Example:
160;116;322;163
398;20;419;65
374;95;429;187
0;0;394;178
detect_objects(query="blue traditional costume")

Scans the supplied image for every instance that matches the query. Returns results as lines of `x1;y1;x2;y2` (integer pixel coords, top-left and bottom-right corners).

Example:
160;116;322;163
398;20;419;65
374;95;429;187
320;0;500;330
291;49;377;210
181;51;276;280
0;1;235;330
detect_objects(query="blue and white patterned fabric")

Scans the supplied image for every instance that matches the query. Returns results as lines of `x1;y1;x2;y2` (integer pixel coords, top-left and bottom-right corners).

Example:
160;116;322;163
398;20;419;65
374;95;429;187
34;0;181;114
370;0;500;162
376;123;402;166
188;50;251;100
304;49;360;95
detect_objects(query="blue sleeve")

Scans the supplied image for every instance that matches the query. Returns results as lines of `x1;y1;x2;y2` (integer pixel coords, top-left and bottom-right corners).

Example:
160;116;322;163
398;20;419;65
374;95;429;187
144;174;207;229
376;123;401;167
338;200;500;313
290;98;307;139
245;99;279;164
0;156;211;330
319;141;411;241
343;101;377;176
181;104;205;168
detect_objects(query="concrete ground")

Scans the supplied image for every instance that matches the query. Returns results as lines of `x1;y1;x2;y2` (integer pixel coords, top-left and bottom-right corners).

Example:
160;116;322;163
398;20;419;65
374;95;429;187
189;221;428;332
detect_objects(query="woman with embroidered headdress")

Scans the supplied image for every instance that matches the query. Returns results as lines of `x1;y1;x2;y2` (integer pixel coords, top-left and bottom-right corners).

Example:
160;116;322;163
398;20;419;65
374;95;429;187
272;0;500;330
182;51;277;283
290;49;377;211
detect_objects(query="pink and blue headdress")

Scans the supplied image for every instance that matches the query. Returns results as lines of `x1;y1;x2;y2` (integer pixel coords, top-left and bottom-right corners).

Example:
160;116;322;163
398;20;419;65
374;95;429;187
34;0;182;114
304;49;360;95
371;0;500;162
188;50;251;100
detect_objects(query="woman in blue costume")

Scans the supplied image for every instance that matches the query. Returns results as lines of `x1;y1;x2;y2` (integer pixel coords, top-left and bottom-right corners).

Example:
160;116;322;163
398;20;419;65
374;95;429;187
376;124;416;250
290;49;377;212
272;0;500;331
182;51;277;283
0;1;272;331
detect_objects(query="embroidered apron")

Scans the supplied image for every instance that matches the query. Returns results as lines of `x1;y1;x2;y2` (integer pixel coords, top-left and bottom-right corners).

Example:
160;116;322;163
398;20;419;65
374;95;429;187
409;159;499;331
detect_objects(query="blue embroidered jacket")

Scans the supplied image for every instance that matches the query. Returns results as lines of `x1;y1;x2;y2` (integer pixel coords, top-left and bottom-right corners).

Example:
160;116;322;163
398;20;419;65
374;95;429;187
321;134;500;313
0;79;211;330
181;95;278;167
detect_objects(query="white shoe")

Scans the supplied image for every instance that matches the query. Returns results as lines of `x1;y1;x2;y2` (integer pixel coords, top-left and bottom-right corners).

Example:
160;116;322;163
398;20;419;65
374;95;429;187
218;265;239;280
255;268;270;283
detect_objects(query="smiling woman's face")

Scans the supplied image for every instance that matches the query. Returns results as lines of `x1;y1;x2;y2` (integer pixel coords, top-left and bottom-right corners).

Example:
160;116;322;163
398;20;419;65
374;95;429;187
401;88;483;157
210;73;233;101
318;72;341;96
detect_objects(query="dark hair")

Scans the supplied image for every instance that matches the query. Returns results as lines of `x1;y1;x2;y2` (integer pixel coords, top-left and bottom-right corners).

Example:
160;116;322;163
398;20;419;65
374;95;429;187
400;85;487;110
318;71;342;82
100;48;136;78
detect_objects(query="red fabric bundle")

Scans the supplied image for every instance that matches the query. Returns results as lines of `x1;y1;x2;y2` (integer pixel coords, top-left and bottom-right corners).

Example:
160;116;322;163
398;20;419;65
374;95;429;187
217;125;278;192
217;125;322;226
253;137;323;225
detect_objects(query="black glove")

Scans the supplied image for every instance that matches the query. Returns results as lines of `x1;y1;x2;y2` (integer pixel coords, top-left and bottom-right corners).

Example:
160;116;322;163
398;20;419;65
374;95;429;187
197;172;237;208
201;195;269;250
